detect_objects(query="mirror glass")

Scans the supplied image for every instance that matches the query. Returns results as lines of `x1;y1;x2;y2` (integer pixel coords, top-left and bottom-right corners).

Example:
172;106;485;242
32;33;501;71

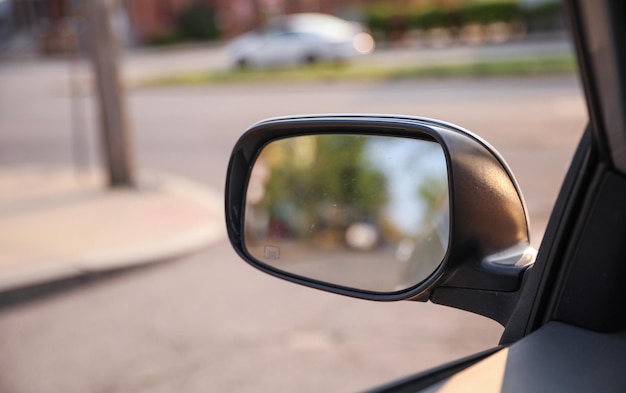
244;134;449;292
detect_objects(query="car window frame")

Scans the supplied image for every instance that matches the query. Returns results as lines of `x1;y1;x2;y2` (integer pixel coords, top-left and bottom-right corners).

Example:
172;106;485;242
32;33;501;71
366;1;626;390
499;0;626;342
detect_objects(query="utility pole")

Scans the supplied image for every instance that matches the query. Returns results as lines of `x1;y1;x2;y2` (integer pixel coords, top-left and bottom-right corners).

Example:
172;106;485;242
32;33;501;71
84;0;135;187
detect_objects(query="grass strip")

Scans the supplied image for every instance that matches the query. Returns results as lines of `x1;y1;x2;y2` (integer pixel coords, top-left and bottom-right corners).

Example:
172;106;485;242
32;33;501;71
140;55;576;87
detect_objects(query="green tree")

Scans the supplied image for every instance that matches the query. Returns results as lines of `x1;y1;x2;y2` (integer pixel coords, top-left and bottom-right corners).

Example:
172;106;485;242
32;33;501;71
178;3;219;41
260;135;389;239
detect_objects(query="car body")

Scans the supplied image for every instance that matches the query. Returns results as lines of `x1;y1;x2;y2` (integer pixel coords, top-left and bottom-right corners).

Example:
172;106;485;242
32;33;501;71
226;13;374;68
226;0;626;391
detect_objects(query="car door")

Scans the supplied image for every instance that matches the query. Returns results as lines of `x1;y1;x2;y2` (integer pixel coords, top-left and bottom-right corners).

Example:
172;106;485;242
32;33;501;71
224;0;626;391
255;30;307;66
366;0;626;390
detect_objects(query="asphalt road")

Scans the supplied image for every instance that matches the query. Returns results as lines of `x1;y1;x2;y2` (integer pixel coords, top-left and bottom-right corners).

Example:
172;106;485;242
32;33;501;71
131;77;586;243
0;53;587;392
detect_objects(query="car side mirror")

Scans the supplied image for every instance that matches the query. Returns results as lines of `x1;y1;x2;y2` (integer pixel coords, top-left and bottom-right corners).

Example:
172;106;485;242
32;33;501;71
225;115;535;324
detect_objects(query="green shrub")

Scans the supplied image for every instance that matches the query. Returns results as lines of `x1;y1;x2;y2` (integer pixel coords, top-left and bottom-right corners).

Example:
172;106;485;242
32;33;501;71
523;1;564;32
365;9;390;34
178;3;219;41
149;30;184;46
364;0;565;42
365;4;394;32
459;1;523;25
409;8;461;30
364;4;411;40
366;1;523;35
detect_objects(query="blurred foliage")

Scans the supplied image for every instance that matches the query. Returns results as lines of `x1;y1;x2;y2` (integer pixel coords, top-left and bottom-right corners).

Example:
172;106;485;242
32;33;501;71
143;55;575;87
409;8;461;30
260;136;388;237
524;1;564;32
458;1;523;25
148;30;185;46
364;0;563;39
146;0;562;46
149;2;219;46
418;177;447;212
178;3;219;41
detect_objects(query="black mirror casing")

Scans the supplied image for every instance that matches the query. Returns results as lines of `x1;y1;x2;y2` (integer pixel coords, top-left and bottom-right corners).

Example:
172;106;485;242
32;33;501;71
226;115;535;324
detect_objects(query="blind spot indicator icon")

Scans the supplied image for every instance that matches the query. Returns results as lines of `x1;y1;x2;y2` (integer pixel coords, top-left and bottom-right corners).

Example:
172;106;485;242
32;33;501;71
264;245;281;260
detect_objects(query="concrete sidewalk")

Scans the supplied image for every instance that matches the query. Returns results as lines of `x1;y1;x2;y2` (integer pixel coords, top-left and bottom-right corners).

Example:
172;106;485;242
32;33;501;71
0;167;225;293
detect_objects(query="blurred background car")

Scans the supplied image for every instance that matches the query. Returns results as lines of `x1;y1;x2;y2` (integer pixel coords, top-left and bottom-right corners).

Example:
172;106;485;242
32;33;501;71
226;13;375;69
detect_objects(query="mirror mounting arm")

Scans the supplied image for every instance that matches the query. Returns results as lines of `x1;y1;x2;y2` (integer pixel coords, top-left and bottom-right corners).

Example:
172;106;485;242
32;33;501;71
430;286;522;326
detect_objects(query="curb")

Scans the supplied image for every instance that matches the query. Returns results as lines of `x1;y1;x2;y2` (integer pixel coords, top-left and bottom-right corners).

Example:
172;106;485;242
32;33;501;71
0;170;225;297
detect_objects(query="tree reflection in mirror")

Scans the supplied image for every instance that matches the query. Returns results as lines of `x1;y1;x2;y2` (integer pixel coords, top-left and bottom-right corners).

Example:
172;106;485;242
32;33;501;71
244;134;449;293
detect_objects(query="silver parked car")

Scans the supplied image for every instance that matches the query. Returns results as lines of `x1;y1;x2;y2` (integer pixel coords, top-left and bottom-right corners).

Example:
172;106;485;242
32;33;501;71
226;13;375;68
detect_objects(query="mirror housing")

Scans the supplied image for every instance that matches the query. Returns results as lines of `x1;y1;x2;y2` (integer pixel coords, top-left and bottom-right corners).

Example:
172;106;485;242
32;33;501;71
226;115;535;324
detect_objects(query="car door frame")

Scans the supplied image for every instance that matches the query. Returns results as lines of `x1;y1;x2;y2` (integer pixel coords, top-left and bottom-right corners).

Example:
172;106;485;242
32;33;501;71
501;0;626;342
365;0;626;390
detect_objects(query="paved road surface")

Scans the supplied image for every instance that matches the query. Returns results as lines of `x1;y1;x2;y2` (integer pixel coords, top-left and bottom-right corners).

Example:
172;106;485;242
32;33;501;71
0;51;586;392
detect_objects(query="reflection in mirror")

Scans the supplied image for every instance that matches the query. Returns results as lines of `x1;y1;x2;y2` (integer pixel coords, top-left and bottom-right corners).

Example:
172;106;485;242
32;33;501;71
244;134;449;293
